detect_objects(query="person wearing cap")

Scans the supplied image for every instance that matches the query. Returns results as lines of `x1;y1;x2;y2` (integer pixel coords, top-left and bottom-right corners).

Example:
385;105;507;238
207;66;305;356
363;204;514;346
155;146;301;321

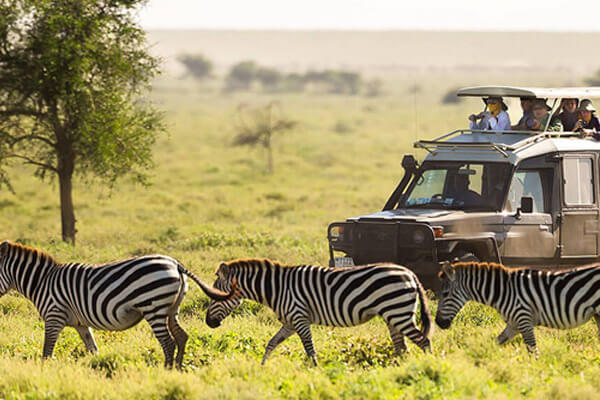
531;99;563;133
468;96;511;131
512;97;535;130
573;99;600;137
556;98;579;132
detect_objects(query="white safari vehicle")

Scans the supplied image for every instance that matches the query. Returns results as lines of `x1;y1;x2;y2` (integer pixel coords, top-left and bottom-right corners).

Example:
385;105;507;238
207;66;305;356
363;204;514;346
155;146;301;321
327;86;600;290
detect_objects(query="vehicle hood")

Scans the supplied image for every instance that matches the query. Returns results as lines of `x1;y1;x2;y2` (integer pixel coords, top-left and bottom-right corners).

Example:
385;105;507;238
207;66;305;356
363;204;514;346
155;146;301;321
346;209;502;226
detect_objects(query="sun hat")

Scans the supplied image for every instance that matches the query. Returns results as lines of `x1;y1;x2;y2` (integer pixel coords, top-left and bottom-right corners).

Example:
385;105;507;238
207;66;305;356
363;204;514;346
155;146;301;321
577;99;596;113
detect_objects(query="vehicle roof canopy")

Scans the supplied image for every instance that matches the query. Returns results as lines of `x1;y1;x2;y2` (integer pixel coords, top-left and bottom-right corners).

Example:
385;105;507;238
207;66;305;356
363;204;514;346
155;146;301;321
416;131;600;165
457;86;600;99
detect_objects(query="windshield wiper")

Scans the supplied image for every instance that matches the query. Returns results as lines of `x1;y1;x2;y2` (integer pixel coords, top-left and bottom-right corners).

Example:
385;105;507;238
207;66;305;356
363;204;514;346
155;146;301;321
404;203;447;209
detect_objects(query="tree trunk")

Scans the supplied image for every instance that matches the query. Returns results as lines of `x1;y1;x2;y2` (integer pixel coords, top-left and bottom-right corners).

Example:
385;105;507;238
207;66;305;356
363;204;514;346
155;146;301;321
58;169;76;245
266;131;273;174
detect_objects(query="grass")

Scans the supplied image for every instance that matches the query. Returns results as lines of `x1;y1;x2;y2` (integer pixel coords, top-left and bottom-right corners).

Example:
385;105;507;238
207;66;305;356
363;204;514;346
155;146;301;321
1;74;600;399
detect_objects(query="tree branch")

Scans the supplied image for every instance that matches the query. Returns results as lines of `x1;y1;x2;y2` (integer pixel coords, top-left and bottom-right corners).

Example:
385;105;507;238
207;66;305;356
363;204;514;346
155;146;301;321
5;153;58;173
0;108;44;118
10;134;56;148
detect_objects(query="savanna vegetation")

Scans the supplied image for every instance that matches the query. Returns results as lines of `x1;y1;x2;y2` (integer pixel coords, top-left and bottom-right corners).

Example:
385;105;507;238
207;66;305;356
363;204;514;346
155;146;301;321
2;14;600;397
0;70;599;398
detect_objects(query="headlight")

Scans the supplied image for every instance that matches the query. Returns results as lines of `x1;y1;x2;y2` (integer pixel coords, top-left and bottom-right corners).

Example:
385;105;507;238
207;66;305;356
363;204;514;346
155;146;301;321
413;229;425;245
329;224;350;243
432;226;444;238
330;226;344;239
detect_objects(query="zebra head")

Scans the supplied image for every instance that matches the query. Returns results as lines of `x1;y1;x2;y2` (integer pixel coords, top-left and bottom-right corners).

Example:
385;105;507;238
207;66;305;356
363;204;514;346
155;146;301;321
0;241;11;296
435;261;468;329
206;262;241;328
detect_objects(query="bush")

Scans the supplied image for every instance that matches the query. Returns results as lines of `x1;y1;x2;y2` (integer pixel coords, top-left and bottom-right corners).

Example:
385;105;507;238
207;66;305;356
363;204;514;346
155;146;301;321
177;54;213;80
304;70;362;95
585;69;600;86
281;73;306;92
441;87;464;104
256;67;283;91
225;61;257;91
364;79;383;97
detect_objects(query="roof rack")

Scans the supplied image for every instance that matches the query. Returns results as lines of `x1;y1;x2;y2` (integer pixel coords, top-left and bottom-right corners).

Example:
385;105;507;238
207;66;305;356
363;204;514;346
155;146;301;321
456;86;600;99
414;129;582;158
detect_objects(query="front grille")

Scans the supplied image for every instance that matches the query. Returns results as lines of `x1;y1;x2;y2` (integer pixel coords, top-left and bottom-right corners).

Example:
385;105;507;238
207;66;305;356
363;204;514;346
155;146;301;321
356;223;397;262
351;221;435;265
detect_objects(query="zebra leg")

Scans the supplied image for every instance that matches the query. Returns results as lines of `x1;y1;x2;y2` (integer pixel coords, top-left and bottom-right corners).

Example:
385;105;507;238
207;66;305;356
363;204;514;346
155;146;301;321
167;314;189;370
145;312;176;368
293;318;318;366
517;323;539;358
262;325;294;366
385;322;407;355
594;315;600;341
390;318;430;353
42;314;68;359
75;326;99;353
496;324;518;346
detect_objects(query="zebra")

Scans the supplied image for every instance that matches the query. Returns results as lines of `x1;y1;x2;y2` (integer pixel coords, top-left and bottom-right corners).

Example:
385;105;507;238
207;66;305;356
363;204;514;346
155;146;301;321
436;260;600;357
0;240;236;369
205;258;432;366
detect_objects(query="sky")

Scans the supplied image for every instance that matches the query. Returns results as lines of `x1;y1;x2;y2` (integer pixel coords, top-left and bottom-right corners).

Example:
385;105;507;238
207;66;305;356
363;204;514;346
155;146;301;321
139;0;600;31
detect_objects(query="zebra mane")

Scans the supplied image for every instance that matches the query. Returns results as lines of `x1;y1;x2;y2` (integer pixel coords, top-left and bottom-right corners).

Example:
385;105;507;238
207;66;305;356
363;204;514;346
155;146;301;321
450;261;511;273
448;261;600;275
219;258;286;271
3;241;58;264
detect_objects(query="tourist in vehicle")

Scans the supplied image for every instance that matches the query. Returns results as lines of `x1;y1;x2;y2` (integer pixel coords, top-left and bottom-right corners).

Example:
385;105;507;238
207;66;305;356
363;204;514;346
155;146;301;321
511;97;535;130
574;99;600;138
468;96;511;131
531;99;563;132
452;173;481;206
556;98;579;131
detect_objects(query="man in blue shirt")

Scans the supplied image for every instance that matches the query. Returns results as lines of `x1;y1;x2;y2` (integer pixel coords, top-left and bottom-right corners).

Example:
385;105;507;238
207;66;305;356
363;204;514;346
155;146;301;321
512;97;535;130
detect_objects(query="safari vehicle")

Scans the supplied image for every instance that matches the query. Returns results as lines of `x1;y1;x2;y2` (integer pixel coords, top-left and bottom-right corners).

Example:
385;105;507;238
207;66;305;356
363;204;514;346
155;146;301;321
327;86;600;290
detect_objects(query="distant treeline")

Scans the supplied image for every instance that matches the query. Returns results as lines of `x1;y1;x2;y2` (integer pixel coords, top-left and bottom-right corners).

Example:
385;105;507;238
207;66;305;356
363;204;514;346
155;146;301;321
586;69;600;86
177;53;382;96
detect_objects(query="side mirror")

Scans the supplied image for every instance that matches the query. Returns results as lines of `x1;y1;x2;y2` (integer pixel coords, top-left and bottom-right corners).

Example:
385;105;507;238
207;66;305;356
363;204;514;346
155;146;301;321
520;196;533;213
401;154;417;173
515;196;533;219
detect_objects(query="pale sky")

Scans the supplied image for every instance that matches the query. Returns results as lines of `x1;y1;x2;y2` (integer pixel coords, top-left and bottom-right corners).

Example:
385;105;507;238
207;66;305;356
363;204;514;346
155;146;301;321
139;0;600;31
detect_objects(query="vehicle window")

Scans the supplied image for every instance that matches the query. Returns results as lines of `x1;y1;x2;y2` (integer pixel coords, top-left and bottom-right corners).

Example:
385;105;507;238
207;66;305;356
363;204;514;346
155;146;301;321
506;171;545;212
563;157;594;206
403;162;511;211
408;169;446;204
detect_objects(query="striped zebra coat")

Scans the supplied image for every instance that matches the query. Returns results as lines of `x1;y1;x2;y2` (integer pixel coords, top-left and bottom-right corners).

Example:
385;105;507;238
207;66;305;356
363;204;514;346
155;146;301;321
205;259;432;366
436;261;600;356
0;241;234;368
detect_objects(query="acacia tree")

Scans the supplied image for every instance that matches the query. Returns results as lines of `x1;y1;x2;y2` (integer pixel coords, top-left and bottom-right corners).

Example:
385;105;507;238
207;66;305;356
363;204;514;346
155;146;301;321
0;0;164;244
233;102;296;174
178;53;213;80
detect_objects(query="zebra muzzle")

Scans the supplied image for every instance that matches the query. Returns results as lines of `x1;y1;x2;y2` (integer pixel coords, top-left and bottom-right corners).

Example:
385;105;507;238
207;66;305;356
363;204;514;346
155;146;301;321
206;316;221;328
435;316;452;329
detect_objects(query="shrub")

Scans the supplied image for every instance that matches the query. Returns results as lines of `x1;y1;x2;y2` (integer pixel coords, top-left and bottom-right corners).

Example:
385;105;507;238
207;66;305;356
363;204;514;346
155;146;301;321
256;67;283;91
177;54;213;80
225;61;257;91
441;87;464;104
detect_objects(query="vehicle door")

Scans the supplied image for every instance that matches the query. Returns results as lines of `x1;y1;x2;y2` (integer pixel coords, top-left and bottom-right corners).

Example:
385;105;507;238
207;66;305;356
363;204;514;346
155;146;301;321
559;154;599;258
502;157;557;263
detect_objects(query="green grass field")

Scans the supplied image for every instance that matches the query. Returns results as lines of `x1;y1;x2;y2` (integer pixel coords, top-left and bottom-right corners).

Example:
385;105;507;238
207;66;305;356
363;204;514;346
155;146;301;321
1;75;600;399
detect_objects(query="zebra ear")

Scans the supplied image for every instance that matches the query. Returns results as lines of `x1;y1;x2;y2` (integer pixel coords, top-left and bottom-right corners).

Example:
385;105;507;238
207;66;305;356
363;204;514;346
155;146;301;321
217;262;229;278
441;261;455;281
0;241;8;257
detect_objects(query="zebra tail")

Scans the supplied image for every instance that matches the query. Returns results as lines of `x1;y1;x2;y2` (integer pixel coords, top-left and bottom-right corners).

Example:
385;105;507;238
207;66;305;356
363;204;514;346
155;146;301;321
176;263;238;301
416;279;433;339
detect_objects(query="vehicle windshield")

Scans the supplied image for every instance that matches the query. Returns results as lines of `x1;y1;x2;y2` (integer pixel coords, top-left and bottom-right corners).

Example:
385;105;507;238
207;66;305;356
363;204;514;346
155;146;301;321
402;162;512;211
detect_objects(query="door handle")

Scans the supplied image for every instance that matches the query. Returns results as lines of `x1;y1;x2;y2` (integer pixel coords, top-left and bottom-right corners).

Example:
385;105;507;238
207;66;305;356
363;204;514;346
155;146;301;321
539;225;549;231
